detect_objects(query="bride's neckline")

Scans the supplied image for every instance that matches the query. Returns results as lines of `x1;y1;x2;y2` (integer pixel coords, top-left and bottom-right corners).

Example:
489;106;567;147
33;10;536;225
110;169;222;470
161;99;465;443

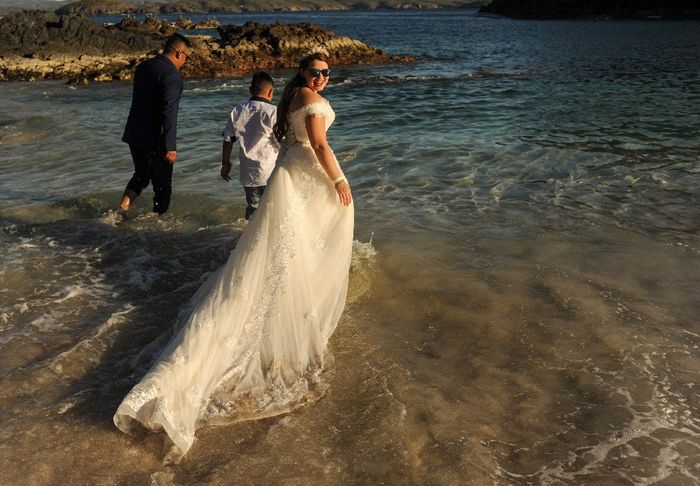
288;99;328;115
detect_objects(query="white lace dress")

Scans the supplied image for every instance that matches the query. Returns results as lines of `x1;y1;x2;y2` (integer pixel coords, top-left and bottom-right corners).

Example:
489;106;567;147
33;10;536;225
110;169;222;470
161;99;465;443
113;100;354;456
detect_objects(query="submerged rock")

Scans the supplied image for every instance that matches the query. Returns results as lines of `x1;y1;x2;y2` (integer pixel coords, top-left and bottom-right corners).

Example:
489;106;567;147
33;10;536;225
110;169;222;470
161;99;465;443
0;12;412;82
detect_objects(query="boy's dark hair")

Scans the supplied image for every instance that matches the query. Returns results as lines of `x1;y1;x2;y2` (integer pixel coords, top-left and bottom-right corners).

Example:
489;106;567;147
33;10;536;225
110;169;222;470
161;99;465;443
250;71;274;96
164;33;192;54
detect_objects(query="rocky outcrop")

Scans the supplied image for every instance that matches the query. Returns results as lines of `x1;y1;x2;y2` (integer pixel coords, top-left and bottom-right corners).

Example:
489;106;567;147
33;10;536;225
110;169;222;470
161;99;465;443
0;12;412;83
172;17;221;29
0;10;162;56
114;14;177;37
180;21;410;79
479;0;700;19
194;18;221;29
0;53;144;83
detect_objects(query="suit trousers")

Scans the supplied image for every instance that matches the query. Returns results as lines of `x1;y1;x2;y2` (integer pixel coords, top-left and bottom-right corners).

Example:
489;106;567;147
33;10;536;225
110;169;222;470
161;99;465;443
126;144;173;214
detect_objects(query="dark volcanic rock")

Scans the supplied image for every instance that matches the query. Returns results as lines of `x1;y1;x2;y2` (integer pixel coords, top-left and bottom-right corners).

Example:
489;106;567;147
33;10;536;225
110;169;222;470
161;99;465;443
115;15;177;37
479;0;700;19
0;10;162;56
174;17;195;29
0;12;412;82
194;17;221;29
217;21;339;57
180;20;408;78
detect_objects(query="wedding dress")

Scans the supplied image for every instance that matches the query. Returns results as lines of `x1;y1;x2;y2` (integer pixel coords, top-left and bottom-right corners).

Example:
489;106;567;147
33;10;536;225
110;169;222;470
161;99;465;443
114;99;353;456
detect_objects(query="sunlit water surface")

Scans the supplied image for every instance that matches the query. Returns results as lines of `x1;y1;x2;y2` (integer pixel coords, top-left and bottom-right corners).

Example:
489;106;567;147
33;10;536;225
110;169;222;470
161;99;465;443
1;9;699;485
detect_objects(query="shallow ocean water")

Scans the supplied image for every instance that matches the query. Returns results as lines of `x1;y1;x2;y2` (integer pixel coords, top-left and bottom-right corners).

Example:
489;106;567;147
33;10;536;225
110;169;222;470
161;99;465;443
1;9;699;485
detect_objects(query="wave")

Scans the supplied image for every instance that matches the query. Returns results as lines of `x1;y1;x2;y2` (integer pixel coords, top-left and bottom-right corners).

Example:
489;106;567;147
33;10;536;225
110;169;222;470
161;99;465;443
0;194;379;377
182;68;529;94
185;80;250;93
330;68;531;87
0;116;56;146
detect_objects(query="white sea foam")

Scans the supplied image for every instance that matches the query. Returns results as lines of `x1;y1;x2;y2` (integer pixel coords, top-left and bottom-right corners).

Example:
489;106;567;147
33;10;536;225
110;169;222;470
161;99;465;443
186;81;249;93
490;323;700;485
351;236;377;268
49;304;135;375
53;285;90;303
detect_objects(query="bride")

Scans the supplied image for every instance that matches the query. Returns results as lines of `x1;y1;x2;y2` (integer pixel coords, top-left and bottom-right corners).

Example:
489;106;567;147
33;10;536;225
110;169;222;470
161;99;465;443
113;52;354;457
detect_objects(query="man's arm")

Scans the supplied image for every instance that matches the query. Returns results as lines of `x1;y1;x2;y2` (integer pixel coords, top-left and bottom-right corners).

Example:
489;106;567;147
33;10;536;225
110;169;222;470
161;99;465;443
162;71;183;163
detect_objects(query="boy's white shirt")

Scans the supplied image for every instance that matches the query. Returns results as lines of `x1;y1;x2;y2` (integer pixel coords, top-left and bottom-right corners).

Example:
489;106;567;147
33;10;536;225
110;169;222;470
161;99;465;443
223;98;280;187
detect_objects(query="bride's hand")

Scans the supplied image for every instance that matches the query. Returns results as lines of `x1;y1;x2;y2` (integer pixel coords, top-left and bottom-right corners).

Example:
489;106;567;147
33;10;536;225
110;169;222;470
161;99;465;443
335;181;352;207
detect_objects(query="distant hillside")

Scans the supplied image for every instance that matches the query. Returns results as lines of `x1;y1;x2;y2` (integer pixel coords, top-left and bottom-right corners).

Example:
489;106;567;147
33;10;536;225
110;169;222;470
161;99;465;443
55;0;141;15
55;0;482;15
0;0;68;14
479;0;700;19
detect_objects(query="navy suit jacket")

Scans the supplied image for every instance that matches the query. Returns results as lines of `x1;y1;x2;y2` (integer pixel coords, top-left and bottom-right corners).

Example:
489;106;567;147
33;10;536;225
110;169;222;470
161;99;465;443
122;55;183;152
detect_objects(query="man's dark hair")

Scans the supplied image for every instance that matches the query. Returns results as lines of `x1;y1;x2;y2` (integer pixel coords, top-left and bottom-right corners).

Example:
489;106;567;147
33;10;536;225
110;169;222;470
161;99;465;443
250;71;274;96
164;33;192;54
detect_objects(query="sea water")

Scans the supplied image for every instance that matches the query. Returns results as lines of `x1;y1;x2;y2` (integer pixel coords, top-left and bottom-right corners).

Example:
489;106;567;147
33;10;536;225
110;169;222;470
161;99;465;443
1;9;699;485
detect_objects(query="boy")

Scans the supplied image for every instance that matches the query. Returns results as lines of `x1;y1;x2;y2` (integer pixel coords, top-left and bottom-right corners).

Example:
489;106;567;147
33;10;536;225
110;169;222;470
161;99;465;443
221;72;280;220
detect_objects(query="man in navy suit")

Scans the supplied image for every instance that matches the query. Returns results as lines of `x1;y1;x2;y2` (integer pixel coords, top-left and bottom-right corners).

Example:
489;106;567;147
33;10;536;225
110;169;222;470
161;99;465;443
117;33;191;217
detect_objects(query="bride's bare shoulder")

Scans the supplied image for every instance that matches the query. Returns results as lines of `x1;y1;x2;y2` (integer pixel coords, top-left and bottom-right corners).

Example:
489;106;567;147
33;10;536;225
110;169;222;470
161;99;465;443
289;87;325;113
299;87;324;104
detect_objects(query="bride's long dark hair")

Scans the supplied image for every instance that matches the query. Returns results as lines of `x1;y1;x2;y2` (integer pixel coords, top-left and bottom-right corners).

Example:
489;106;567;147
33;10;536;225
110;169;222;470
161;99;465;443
273;53;329;143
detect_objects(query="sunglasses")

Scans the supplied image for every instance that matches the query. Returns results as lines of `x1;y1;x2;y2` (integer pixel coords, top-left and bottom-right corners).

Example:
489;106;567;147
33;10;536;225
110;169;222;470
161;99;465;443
307;68;331;78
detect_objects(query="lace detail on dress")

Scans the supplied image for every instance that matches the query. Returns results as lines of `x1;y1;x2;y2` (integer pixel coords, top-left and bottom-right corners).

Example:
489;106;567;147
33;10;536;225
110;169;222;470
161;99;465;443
199;144;321;424
121;383;158;412
297;101;327;118
154;396;187;436
315;236;327;250
223;335;238;349
194;316;214;329
287;100;335;147
201;360;334;423
187;386;204;407
210;179;315;398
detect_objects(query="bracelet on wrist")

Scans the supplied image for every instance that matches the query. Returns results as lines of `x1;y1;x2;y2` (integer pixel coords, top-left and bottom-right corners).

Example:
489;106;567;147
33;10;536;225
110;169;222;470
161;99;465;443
332;176;345;186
